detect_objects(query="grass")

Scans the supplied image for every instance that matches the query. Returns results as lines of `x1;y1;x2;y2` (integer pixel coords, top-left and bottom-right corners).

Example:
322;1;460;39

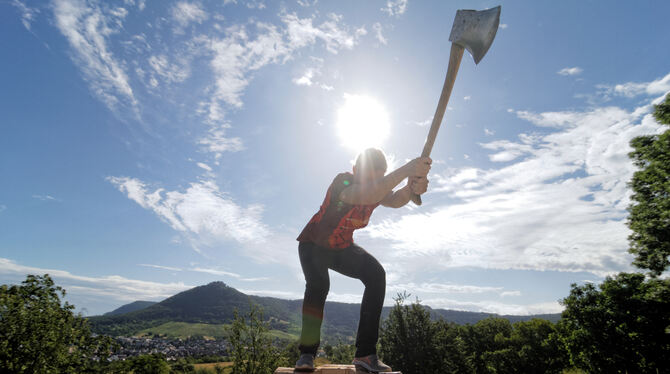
192;361;233;373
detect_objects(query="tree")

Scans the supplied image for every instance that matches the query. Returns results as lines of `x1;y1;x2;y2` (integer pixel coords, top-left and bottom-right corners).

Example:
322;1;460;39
559;272;670;373
126;353;170;374
170;358;196;373
325;342;356;364
628;92;670;276
227;303;287;374
379;292;441;374
432;319;472;373
456;317;567;374
0;274;114;373
461;317;513;374
280;340;300;367
505;319;566;374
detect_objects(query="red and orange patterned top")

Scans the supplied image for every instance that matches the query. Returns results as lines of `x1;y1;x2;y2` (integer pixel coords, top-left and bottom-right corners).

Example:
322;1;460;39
297;172;380;249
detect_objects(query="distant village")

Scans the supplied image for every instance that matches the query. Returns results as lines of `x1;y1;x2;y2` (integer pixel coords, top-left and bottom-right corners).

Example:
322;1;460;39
109;336;229;361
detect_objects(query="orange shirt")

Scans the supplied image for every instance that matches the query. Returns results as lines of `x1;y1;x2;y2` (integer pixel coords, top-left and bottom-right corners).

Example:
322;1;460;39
297;172;380;249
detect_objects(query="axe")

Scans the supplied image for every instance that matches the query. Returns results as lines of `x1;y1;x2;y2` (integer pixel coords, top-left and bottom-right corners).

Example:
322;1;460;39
410;6;501;205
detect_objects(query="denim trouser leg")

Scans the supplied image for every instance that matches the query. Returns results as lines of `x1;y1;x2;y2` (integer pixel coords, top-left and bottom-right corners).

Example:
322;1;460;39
298;241;386;357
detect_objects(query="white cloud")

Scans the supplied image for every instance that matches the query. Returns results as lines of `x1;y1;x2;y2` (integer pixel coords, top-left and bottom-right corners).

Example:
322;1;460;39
585;73;670;106
557;67;583;76
139;264;182;271
297;0;317;7
464;95;471;101
139;263;269;281
11;0;39;31
498;23;508;30
240;277;271;282
389;282;509;295
480;134;538;162
516;110;580;128
372;22;387;45
422;297;563;315
196;162;212;171
382;0;408;17
190;266;240;278
292;57;333;89
238;289;302;299
190;267;270;281
147;54;190;85
107;176;270;247
500;290;521;297
362;82;668;276
413;117;431;127
484;128;495;136
607;72;670;98
171;1;208;29
107;179;299;268
281;12;367;54
0;257;192;302
326;292;365;304
245;0;266;9
197;21;290;112
53;0;137;113
32;194;62;202
198;123;245;158
293;68;315;86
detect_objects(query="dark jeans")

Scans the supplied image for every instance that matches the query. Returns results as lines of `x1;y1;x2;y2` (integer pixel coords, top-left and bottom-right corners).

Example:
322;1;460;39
298;241;386;358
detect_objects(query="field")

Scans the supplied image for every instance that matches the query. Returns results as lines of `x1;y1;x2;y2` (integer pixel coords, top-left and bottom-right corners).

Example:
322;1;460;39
136;321;298;340
192;361;232;373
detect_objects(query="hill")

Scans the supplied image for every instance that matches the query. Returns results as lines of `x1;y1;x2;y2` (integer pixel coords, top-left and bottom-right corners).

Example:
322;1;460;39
104;301;156;316
88;282;560;341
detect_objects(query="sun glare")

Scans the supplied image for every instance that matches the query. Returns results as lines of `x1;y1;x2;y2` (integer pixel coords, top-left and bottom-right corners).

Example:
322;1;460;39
336;94;390;152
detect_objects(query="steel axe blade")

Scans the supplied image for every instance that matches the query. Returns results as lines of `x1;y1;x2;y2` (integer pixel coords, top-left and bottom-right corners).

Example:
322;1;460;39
449;6;501;64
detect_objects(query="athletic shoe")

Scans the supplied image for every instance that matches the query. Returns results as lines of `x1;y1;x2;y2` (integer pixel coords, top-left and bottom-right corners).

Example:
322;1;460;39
295;353;315;372
352;354;392;373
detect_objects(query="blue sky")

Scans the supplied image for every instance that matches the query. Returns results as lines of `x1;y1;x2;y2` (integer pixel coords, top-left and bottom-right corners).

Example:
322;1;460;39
1;0;669;316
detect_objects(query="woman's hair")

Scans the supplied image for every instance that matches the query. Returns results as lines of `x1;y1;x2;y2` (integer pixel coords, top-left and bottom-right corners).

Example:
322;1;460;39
355;148;387;173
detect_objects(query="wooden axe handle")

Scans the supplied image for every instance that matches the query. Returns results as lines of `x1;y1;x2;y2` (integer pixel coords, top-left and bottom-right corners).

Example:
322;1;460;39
410;43;465;205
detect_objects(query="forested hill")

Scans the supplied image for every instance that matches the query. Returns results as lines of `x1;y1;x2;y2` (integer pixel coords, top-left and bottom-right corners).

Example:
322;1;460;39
104;301;157;316
88;281;560;338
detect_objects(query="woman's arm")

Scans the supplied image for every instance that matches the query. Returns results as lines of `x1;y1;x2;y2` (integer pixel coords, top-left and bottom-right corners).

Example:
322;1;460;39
380;176;429;208
380;184;412;208
339;157;431;205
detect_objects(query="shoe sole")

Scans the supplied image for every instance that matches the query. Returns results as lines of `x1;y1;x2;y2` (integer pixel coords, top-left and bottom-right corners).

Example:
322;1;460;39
353;363;391;373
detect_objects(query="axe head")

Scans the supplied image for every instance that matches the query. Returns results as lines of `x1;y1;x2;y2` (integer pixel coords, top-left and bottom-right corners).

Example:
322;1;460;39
449;6;501;64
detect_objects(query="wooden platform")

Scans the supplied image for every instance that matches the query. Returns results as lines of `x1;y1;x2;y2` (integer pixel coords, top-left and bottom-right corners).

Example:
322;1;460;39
274;364;401;374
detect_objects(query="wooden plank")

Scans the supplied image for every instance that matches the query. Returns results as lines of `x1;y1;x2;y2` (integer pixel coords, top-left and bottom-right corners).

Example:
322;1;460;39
274;364;401;374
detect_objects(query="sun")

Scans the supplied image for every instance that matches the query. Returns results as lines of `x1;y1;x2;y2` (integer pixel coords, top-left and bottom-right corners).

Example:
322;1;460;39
336;94;390;152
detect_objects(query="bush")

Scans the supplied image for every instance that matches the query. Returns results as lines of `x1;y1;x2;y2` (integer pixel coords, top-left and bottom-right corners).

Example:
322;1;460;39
227;303;287;374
